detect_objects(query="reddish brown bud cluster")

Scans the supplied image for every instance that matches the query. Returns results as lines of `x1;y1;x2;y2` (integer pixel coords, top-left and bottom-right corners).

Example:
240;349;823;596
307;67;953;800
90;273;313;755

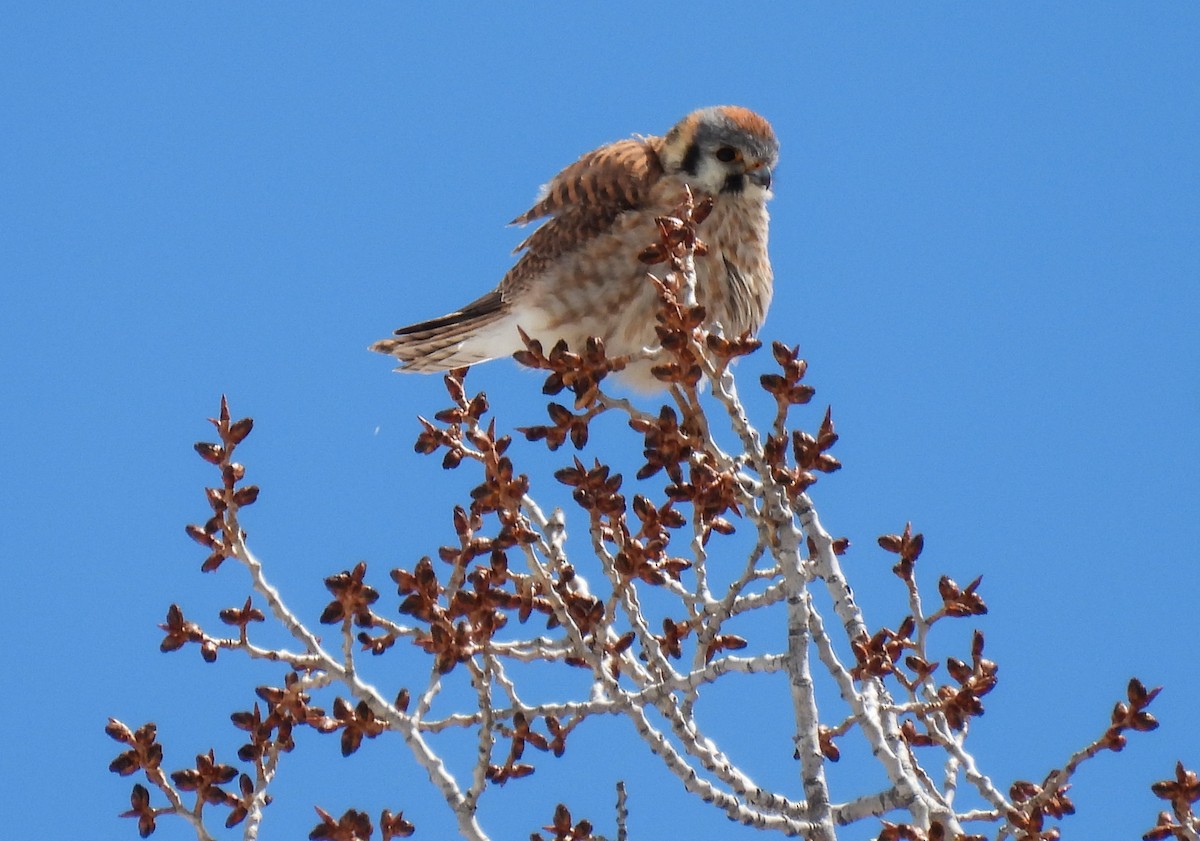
308;806;414;840
761;341;816;430
630;403;750;543
107;719;163;779
414;369;490;469
220;596;265;633
899;719;935;748
639;190;726;387
157;595;262;664
486;710;569;786
387;544;594;676
878;522;925;582
107;717;278;834
938;631;997;730
655;616;691;660
630;405;696;484
379;810;416;839
1107;677;1161;749
402;374;602;673
531;803;596;841
310;806;372;841
764;406;841;500
807;534;851;557
791;408;841;477
1004;795;1067;840
850;618;917;682
638;190;713;266
647;278;707;389
934;575;988;620
235;673;336;760
118;783;157;838
853;625;995;730
650;615;744;666
1144;761;1200;840
555;457;626;521
417;373;537;549
1010;778;1075;821
392;556;442;622
158;603;211;660
668;453;743;542
870;519;1000;748
705;332;763;369
612;494;690;586
877;820;985;841
817;725;841;762
333;697;387;756
553;568;605;640
170;749;237;809
1002;680;1161;839
186;395;258;572
393;554;491;675
705;632;749;663
514;332;625;409
320;562;381;627
519;401;594;451
422;415;614;657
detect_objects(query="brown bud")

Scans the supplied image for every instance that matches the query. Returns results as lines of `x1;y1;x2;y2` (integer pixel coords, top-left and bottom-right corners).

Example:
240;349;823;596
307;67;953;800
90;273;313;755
194;442;224;464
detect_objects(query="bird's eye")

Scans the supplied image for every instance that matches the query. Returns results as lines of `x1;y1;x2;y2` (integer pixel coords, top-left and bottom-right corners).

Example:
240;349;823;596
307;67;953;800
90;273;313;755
715;146;738;163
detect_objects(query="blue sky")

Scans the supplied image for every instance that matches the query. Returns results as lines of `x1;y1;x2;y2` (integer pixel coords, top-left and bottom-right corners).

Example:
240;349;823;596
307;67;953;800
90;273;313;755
3;3;1198;839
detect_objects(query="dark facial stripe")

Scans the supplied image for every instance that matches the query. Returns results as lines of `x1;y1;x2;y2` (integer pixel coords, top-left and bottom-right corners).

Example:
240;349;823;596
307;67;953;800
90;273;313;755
721;172;745;194
680;141;701;175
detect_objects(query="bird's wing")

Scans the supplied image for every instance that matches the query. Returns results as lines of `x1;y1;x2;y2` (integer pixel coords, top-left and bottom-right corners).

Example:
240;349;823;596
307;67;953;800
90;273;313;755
371;139;668;370
503;136;667;280
381;289;505;339
368;289;510;372
510;136;664;227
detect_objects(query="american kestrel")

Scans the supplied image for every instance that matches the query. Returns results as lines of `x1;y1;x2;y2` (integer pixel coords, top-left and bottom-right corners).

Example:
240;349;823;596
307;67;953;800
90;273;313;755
371;106;779;389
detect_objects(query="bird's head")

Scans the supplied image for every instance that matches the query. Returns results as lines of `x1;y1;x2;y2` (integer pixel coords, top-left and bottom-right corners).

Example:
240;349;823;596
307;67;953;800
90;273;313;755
660;106;779;198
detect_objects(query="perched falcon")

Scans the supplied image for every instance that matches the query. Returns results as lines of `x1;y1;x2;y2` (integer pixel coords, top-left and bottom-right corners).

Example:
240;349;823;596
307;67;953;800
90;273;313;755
371;106;779;389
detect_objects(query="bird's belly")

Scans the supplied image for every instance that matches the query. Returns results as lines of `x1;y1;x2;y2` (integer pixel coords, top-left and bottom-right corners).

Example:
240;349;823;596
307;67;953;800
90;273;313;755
504;199;771;390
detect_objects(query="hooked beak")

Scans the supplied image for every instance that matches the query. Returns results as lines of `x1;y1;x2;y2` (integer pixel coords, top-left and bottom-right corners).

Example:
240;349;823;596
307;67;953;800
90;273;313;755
747;162;772;190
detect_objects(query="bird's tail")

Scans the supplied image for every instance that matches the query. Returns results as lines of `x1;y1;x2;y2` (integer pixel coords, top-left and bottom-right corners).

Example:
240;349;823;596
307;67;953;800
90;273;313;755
369;290;514;372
